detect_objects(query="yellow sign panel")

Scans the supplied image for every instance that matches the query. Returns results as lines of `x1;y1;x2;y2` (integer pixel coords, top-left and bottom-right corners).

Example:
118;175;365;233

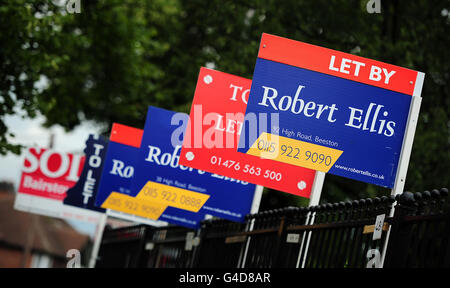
246;132;343;172
136;181;210;213
101;192;167;220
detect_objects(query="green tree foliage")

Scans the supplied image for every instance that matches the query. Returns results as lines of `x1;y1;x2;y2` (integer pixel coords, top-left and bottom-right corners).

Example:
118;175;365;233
0;0;448;203
0;0;64;154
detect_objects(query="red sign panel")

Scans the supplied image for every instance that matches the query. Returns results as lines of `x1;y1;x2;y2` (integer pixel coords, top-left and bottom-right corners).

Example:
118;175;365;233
18;147;85;201
258;33;421;96
179;67;316;198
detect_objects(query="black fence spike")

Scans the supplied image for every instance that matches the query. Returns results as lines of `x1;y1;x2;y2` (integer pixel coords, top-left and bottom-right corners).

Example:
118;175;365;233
431;189;440;198
414;192;423;201
97;187;450;269
422;190;431;199
399;191;415;205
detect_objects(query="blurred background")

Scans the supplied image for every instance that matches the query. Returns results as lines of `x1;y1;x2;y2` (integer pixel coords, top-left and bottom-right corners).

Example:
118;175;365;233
0;0;448;267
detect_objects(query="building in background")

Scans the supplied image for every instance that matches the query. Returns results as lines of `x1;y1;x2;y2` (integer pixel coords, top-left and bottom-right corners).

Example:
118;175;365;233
0;181;92;268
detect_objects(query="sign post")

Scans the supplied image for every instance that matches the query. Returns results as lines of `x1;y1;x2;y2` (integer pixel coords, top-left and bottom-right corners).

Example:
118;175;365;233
389;92;424;197
380;83;424;267
251;185;264;214
308;171;325;207
295;171;325;268
239;33;425;268
239;33;425;190
239;184;263;268
88;213;108;268
176;67;316;266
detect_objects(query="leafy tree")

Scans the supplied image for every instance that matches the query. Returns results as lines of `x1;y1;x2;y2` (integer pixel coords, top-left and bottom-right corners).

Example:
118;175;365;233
0;0;65;154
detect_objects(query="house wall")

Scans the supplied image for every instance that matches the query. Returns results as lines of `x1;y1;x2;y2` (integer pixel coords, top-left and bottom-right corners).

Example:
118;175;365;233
0;246;32;268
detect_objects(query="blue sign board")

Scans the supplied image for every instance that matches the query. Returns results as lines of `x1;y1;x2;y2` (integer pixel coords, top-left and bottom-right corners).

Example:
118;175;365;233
64;134;107;213
131;106;256;222
94;123;205;229
238;34;422;188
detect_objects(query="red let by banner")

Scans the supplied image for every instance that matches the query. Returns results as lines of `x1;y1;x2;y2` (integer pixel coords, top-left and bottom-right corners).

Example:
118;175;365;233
18;147;85;201
179;67;315;198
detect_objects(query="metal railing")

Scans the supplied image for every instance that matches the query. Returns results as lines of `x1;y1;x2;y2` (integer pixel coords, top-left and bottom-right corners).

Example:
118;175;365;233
384;189;450;267
96;188;449;268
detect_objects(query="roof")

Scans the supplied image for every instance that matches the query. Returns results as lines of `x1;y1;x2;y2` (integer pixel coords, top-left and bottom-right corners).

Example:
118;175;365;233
0;193;90;258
